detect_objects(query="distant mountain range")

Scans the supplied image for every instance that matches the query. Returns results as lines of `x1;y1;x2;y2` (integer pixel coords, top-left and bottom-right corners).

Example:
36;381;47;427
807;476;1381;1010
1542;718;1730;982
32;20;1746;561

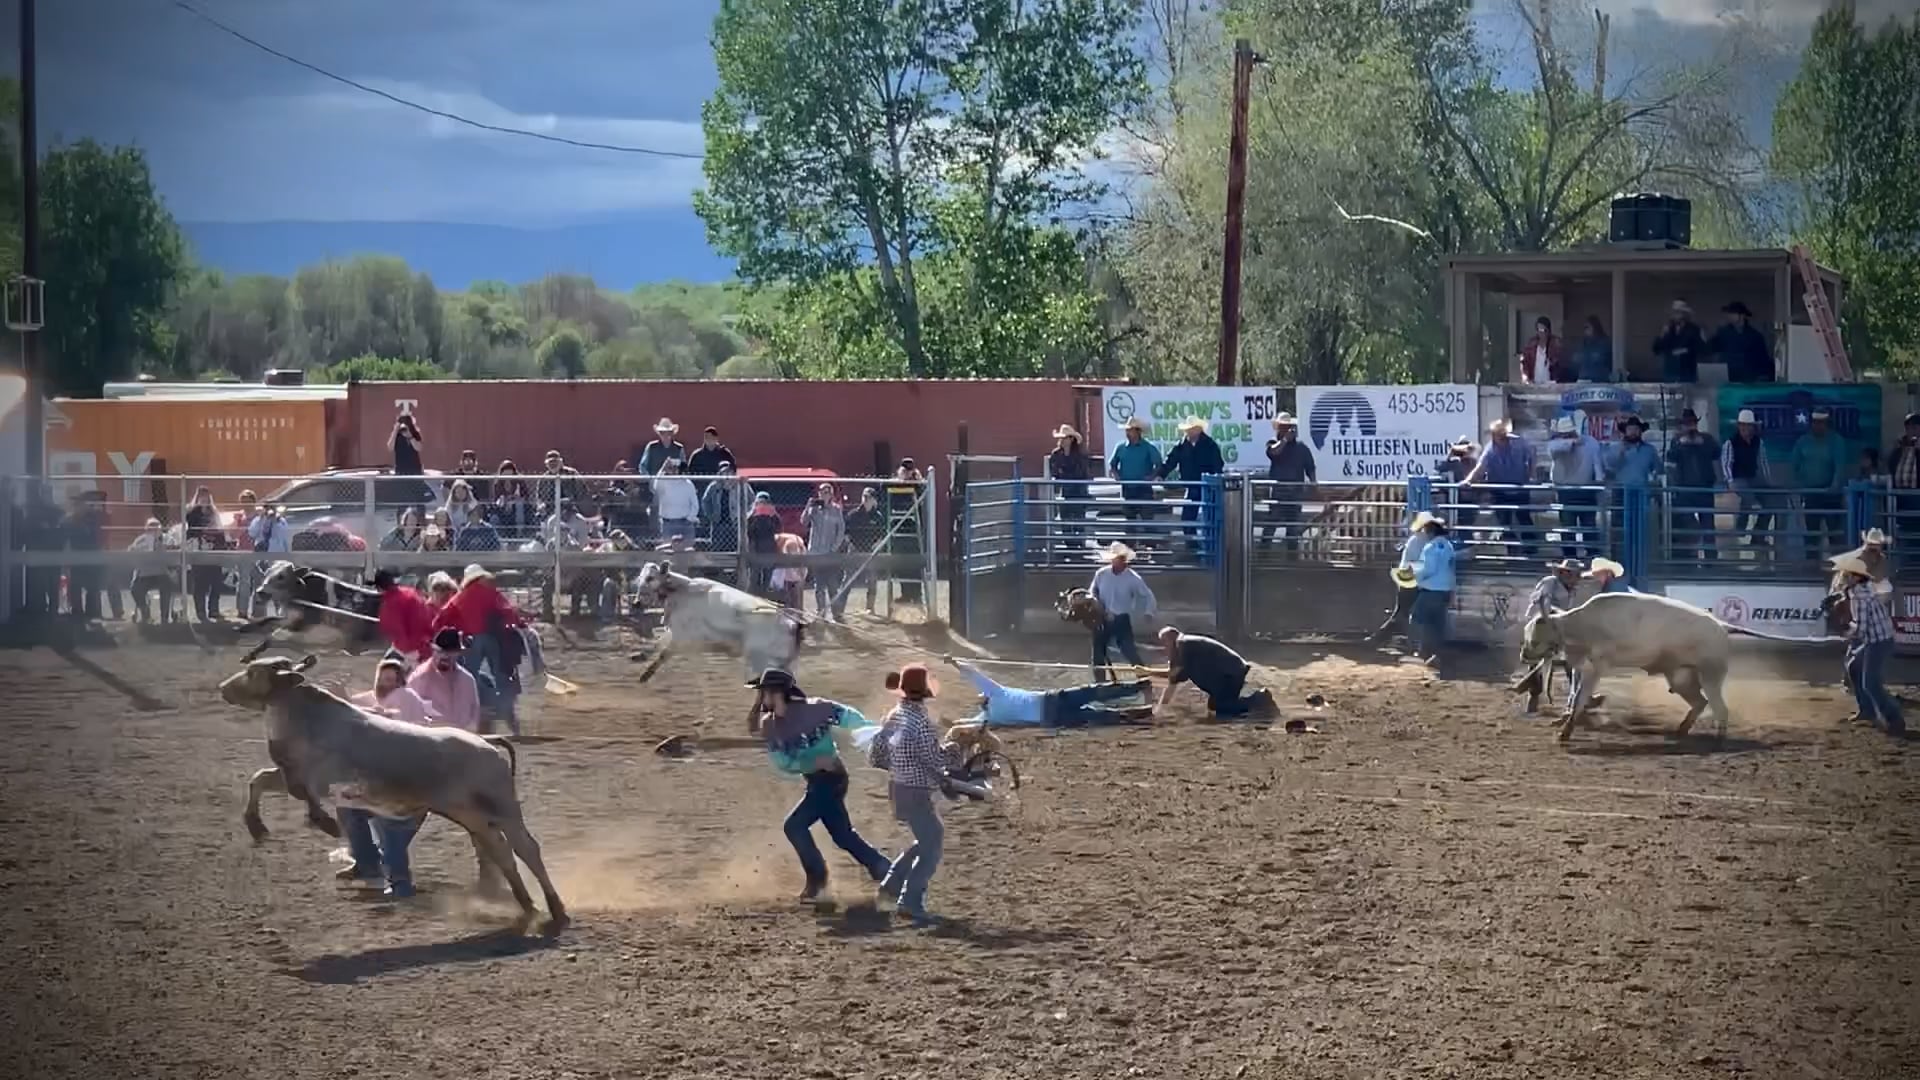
181;214;737;291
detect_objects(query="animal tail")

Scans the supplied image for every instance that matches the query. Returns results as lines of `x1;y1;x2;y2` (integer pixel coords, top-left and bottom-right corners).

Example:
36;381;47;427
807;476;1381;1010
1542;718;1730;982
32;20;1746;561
484;734;519;773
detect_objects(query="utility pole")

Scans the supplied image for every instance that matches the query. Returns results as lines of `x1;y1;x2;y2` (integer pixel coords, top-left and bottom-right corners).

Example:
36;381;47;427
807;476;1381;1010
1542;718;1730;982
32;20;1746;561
19;0;41;475
1215;38;1258;387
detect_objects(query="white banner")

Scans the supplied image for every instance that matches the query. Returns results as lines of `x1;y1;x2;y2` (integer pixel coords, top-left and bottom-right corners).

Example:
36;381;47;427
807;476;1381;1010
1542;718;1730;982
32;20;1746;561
1664;582;1829;639
1296;385;1477;483
1099;386;1283;471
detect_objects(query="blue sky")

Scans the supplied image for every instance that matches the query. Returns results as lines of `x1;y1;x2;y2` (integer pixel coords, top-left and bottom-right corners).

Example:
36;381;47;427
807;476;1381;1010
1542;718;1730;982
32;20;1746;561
3;0;1870;229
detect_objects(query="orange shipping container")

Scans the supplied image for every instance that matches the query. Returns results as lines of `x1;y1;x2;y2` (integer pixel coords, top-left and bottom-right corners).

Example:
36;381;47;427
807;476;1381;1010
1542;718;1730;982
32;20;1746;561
44;397;329;527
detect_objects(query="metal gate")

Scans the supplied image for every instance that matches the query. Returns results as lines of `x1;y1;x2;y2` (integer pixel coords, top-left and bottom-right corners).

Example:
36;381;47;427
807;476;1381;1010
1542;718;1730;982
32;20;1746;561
950;455;1023;640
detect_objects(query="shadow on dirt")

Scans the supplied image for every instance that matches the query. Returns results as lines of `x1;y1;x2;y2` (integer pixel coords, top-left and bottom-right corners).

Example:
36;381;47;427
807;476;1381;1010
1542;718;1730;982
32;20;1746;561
50;645;172;712
815;904;1089;949
281;927;561;985
1562;734;1776;758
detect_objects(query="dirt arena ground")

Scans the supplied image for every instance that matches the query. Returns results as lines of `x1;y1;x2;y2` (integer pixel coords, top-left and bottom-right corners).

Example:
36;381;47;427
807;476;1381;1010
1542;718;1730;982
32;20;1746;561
1;615;1916;1080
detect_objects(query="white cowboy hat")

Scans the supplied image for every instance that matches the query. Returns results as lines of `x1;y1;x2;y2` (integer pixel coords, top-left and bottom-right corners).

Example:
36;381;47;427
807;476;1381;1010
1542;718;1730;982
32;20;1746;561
1671;299;1692;314
1272;411;1297;427
1584;557;1626;578
1407;510;1439;534
1122;415;1150;431
1095;541;1136;562
1177;417;1208;434
1390;566;1418;589
1831;552;1872;578
1487;418;1512;436
1862;528;1888;546
1449;434;1476;450
654;417;679;433
1551;416;1576;435
1736;409;1758;424
1052;424;1082;441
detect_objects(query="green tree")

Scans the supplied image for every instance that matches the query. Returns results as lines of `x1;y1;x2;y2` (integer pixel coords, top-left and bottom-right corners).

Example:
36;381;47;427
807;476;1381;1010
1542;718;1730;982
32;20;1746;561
698;0;1142;376
39;141;188;395
314;354;450;382
1773;4;1920;375
535;325;588;378
287;255;442;367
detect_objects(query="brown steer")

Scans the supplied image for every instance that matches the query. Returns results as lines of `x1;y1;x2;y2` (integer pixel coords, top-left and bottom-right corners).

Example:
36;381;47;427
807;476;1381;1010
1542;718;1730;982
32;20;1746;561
220;654;567;925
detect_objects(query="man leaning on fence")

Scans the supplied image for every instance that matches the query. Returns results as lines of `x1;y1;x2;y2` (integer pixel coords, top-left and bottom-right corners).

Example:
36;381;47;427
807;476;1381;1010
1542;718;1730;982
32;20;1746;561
1262;412;1316;553
1109;416;1163;536
1156;418;1224;552
1666;408;1720;563
1546;417;1602;560
1464;419;1536;557
1789;409;1847;560
1721;409;1774;551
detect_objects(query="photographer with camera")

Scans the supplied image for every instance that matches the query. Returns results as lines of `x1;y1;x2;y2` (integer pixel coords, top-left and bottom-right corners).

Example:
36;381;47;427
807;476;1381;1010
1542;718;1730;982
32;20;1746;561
389;405;424;477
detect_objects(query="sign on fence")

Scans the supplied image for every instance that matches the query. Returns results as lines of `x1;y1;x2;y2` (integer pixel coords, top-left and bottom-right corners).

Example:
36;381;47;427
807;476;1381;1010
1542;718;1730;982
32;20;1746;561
1296;385;1476;482
1099;386;1283;469
1505;383;1691;461
1664;582;1829;639
1714;383;1883;468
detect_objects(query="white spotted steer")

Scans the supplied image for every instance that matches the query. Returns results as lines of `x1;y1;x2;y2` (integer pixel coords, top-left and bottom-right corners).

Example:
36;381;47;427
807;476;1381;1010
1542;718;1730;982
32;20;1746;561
630;561;806;683
1520;591;1733;742
219;654;567;924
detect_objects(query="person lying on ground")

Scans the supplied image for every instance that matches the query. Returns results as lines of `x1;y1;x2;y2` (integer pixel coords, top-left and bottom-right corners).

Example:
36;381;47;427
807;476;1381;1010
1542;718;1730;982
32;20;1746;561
946;655;1155;728
1155;626;1277;720
745;667;892;903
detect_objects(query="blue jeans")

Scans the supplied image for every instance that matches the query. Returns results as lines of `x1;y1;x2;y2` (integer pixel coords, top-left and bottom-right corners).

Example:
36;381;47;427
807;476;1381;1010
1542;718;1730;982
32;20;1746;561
812;567;846;619
1845;639;1906;733
461;632;519;734
1729;481;1774;546
1556;487;1598;559
1050;679;1151;726
1410;588;1450;658
661;518;696;542
337;809;427;891
881;784;944;914
785;769;889;888
1093;614;1145;674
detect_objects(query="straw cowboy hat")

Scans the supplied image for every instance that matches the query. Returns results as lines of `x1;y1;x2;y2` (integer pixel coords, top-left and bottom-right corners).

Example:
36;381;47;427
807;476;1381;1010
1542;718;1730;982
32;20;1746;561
1122;415;1150;432
654;417;679;433
1584;557;1626;579
1095;540;1136;563
1861;528;1889;547
1407;511;1442;534
1390;565;1418;589
1487;418;1512;436
1177;417;1208;434
1551;416;1577;435
1831;552;1873;578
1671;299;1693;315
1272;411;1297;428
1448;434;1475;454
1736;409;1758;425
1051;424;1083;441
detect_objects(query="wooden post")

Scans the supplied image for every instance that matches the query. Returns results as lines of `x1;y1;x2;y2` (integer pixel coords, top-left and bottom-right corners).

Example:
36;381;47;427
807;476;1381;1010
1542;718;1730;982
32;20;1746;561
1215;38;1257;387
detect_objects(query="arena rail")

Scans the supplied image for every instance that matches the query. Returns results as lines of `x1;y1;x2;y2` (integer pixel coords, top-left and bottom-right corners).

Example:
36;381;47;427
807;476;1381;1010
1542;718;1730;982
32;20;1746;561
1;472;939;625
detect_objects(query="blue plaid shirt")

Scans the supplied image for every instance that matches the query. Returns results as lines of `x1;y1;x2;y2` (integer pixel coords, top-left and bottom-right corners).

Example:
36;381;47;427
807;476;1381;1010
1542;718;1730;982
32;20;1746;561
882;701;947;789
1849;583;1894;644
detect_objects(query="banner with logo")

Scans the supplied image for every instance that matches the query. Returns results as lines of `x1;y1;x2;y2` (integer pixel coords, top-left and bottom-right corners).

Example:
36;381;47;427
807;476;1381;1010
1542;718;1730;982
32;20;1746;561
1504;383;1691;461
1715;383;1883;467
1295;385;1476;483
1664;582;1829;639
1099;386;1284;470
1895;589;1920;650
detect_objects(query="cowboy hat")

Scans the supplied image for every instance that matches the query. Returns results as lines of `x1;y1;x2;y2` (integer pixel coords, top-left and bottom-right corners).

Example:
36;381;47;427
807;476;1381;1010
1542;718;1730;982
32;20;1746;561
1122;415;1149;432
1551;416;1576;435
1830;552;1872;578
1618;414;1646;431
1487;418;1512;436
884;663;938;699
654;417;679;433
1810;408;1831;421
1272;411;1297;427
1448;435;1476;453
745;667;805;699
1736;409;1758;425
1862;528;1889;546
1095;540;1136;562
1548;558;1583;573
1390;565;1418;589
431;627;466;653
1584;557;1626;578
1177;417;1208;433
1407;511;1440;534
1051;424;1082;441
1722;301;1753;317
1671;299;1693;314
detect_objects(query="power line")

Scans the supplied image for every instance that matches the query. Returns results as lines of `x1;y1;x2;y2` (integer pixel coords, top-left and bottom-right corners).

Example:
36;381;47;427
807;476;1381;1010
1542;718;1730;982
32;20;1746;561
168;0;705;159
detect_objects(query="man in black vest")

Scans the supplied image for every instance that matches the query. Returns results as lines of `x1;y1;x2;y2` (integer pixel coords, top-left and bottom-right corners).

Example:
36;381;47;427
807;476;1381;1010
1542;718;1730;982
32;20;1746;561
1720;408;1774;551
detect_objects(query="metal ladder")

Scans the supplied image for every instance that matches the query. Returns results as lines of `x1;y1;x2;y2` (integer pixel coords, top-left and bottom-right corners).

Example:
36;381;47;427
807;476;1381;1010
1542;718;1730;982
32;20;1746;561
1791;244;1854;380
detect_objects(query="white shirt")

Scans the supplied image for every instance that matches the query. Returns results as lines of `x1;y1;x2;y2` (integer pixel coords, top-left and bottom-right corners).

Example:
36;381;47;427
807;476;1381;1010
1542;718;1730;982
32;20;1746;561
654;476;700;521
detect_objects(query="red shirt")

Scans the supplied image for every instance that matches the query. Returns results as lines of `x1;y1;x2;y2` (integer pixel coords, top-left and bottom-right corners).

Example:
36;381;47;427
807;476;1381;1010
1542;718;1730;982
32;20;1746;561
434;577;526;638
378;585;437;659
